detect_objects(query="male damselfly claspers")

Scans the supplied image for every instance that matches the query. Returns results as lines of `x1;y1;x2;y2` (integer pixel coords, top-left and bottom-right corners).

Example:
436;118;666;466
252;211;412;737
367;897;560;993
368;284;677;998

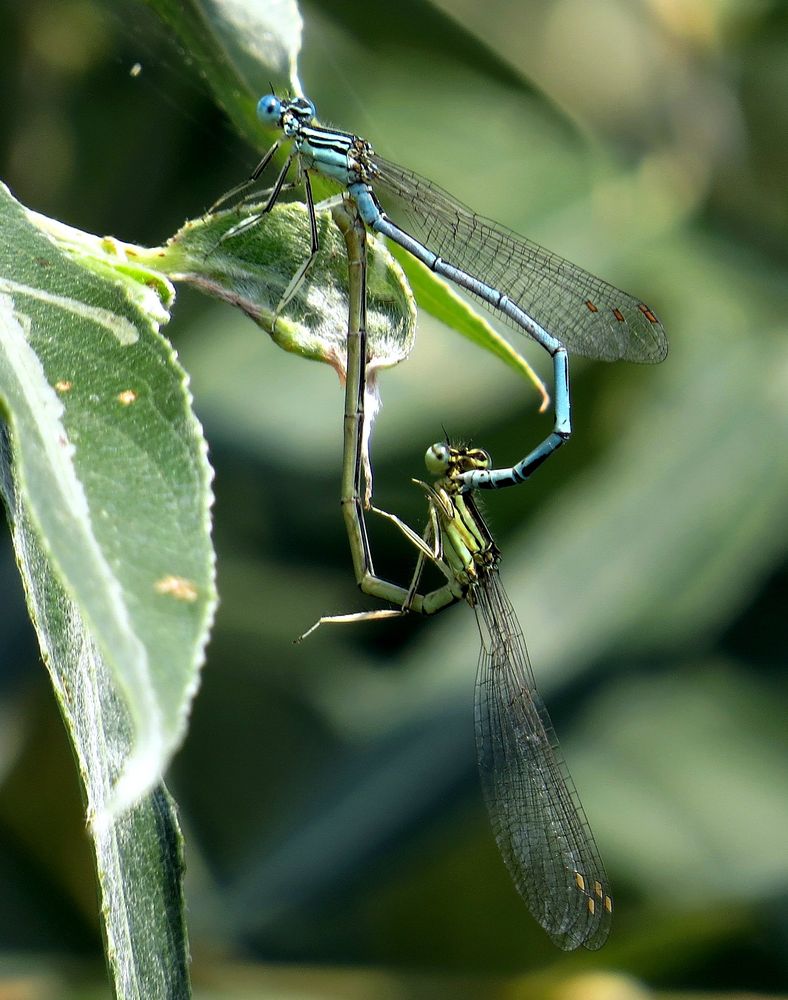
302;203;613;950
215;92;667;493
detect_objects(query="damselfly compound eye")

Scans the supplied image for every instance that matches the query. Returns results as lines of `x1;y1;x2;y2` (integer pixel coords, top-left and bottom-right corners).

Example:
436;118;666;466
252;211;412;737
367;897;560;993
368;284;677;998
425;442;451;474
256;94;281;125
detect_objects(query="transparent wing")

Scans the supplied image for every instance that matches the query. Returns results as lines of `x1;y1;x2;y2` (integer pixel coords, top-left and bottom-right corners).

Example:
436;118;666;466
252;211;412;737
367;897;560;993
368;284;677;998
473;568;612;950
372;155;667;364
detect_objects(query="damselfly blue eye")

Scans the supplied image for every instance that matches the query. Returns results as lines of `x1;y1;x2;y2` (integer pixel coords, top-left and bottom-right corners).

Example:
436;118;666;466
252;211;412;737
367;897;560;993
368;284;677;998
256;94;281;125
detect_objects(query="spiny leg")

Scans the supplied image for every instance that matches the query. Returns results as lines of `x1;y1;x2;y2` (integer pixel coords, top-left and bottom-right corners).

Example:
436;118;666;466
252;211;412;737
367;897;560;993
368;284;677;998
208;138;283;214
273;170;320;319
216;147;297;246
297;503;454;641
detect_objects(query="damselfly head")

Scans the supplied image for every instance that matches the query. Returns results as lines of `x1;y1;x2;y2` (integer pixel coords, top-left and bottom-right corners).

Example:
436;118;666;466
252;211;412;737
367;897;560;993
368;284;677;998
256;94;316;130
425;442;492;478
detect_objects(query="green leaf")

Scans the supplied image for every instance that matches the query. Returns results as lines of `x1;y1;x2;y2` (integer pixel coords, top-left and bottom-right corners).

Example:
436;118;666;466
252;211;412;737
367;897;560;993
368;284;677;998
1;431;191;998
141;0;303;148
0;183;216;823
141;201;417;376
98;785;190;998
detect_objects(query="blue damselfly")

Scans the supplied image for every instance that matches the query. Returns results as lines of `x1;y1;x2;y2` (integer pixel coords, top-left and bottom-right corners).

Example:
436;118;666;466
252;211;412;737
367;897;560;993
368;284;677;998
216;92;667;493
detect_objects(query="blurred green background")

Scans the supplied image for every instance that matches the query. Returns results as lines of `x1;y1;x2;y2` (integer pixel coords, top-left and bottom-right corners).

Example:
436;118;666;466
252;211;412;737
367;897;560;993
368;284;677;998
0;0;787;997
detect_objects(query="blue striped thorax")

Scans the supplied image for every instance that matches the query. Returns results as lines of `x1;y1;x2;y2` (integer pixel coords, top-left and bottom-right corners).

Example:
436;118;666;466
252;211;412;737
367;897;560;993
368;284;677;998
257;93;379;187
296;127;377;186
